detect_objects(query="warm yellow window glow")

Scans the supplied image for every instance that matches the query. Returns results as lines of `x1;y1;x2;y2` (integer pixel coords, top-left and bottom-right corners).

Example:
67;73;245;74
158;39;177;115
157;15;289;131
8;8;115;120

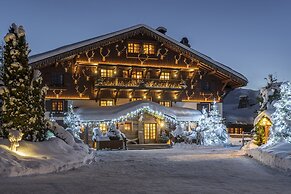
160;72;170;80
128;43;140;53
144;123;156;140
123;70;129;78
143;44;155;54
52;101;63;112
131;97;143;101
100;100;114;106
159;101;171;107
124;123;132;131
100;69;113;78
132;71;143;79
99;123;107;134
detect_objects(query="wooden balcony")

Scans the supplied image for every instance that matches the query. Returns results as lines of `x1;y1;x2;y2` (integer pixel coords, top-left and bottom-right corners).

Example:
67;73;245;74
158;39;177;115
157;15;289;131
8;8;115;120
95;77;185;90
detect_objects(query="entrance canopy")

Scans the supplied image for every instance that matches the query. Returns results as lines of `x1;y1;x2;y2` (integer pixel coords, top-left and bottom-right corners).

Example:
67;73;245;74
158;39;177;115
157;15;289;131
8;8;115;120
75;101;201;123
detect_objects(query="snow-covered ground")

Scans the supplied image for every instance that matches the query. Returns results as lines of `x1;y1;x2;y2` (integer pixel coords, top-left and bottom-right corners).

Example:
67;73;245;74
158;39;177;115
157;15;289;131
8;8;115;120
245;142;291;174
0;146;291;194
0;137;95;177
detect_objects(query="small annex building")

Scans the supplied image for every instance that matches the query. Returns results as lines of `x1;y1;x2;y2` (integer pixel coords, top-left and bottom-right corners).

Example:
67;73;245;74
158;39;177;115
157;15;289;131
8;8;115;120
75;100;201;145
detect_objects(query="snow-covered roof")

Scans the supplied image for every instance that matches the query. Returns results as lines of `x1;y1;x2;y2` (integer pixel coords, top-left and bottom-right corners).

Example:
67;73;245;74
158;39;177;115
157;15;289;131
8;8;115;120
29;24;247;85
254;109;274;125
75;100;201;122
223;89;260;125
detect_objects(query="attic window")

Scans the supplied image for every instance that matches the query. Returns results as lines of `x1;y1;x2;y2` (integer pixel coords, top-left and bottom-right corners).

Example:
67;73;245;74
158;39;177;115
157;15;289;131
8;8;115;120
128;43;140;53
143;43;155;54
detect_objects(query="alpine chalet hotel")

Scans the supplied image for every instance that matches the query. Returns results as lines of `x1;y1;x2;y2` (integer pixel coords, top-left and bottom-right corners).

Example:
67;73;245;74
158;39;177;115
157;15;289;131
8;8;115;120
29;24;248;145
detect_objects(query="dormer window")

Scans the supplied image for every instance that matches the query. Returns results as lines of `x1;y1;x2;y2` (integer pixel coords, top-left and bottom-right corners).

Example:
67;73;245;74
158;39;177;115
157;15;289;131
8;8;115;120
143;43;155;54
128;43;140;53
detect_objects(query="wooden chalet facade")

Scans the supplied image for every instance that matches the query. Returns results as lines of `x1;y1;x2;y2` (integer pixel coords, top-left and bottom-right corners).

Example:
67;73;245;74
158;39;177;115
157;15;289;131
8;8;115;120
29;24;248;145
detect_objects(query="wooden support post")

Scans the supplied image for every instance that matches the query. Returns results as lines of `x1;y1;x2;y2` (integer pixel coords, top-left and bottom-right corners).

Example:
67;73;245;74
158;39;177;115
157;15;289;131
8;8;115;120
84;125;89;145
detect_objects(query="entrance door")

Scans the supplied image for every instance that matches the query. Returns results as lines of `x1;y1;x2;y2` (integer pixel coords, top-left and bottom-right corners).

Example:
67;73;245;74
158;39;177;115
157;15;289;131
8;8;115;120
144;123;157;143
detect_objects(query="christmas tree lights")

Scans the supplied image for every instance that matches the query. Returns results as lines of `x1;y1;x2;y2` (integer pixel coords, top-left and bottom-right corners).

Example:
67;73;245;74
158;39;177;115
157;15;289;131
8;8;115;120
266;81;291;145
195;101;229;146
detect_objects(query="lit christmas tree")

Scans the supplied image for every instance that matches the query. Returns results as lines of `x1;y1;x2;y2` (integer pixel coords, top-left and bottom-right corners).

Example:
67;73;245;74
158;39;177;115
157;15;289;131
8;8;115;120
194;108;209;145
196;101;229;146
0;23;48;141
267;81;291;145
64;105;81;139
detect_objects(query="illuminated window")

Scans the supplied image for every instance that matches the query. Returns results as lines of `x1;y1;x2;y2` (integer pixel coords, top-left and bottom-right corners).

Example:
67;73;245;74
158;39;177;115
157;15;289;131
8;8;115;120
132;70;143;79
144;123;156;140
159;101;171;107
160;72;170;80
51;100;63;112
143;44;155;54
99;123;107;134
128;43;140;53
131;97;143;101
123;70;129;78
100;69;113;78
100;100;114;106
124;123;132;131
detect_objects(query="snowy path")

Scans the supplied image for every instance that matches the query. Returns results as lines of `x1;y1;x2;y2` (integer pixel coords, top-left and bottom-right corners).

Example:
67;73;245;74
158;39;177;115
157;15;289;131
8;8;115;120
0;147;291;194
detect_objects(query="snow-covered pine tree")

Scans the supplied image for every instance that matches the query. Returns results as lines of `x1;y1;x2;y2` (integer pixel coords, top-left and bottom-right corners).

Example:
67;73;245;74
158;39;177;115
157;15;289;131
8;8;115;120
29;70;48;141
258;74;280;111
194;107;209;145
0;23;47;141
201;101;229;146
64;105;81;139
267;81;291;145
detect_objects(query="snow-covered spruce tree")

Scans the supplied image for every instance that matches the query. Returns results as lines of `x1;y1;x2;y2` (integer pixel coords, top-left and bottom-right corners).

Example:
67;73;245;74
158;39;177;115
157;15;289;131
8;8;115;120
266;81;291;145
258;74;280;111
194;108;209;145
29;70;49;141
0;23;48;141
197;101;229;146
64;105;81;139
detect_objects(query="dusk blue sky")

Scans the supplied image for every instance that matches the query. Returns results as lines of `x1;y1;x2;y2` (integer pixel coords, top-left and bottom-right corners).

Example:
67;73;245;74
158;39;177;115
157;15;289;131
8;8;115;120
1;0;290;90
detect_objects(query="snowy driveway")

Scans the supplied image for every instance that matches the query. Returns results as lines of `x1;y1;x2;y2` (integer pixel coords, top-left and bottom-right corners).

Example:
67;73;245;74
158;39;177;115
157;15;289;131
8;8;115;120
0;147;291;194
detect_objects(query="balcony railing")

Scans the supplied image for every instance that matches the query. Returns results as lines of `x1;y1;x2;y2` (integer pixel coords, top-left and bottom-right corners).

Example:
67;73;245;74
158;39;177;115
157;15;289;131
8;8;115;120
95;77;186;90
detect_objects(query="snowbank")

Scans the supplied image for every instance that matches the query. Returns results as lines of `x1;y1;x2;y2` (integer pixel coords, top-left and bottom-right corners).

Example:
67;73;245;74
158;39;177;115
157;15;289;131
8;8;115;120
245;142;291;174
0;137;95;177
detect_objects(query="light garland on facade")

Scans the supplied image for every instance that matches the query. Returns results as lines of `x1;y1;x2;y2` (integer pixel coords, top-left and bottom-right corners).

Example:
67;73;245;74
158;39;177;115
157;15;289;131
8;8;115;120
80;105;194;127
